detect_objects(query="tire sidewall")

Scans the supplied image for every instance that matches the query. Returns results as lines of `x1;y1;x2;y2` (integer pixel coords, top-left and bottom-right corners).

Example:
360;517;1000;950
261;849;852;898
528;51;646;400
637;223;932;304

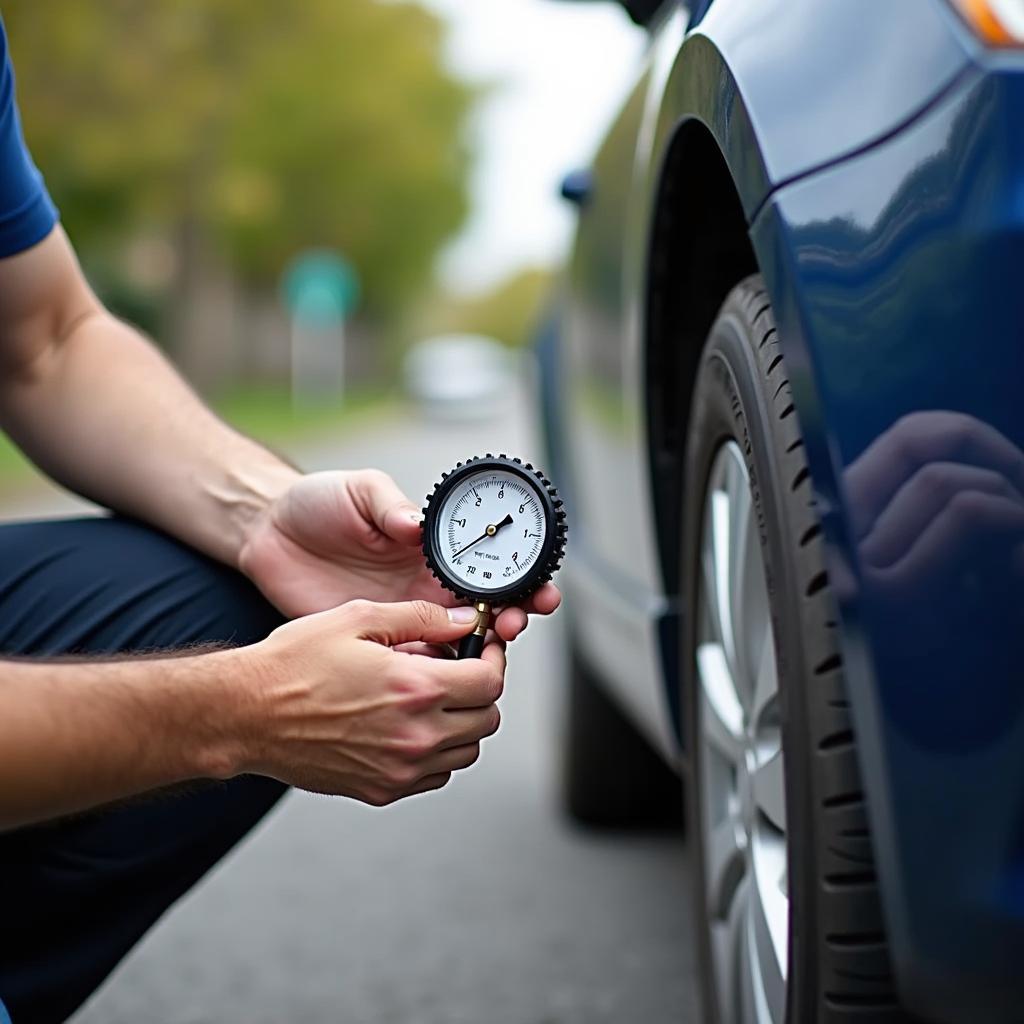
682;296;818;1023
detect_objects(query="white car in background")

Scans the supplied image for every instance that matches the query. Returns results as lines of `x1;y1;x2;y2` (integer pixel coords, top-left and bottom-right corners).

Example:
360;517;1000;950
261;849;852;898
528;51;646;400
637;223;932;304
403;333;516;421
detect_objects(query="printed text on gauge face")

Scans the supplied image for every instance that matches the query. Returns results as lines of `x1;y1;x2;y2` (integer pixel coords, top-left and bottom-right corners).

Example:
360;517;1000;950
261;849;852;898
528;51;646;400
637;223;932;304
437;470;546;592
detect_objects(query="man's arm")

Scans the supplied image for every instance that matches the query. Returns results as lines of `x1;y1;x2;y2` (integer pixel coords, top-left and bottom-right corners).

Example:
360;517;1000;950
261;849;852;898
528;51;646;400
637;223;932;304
0;600;502;830
0;648;242;829
0;226;562;635
0;227;298;568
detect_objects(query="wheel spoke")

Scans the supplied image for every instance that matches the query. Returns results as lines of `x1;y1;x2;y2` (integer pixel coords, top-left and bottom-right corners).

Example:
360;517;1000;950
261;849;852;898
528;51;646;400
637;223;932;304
721;875;752;1024
697;441;791;1024
733;876;765;1024
736;527;769;715
701;531;723;645
697;642;744;762
711;487;738;675
706;810;747;920
744;903;784;1024
727;456;755;698
751;631;779;731
753;748;787;834
749;830;788;1022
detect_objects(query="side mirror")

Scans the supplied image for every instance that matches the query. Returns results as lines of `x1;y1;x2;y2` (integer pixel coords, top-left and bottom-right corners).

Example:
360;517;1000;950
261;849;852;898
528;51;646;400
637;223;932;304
560;169;594;207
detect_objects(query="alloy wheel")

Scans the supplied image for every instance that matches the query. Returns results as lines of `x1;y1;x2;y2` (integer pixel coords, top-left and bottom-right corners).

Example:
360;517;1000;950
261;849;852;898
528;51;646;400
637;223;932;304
696;441;788;1024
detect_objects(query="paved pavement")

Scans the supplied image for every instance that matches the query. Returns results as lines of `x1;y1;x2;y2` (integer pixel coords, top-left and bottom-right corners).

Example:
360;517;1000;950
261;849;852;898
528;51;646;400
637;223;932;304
12;391;698;1023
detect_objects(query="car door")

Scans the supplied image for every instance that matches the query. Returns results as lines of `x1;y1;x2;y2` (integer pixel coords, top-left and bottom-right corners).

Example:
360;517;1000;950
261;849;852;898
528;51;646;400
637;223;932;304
562;5;687;755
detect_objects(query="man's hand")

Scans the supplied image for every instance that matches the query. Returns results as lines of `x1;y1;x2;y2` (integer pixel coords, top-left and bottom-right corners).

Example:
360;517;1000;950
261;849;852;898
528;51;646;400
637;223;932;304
237;469;561;639
236;600;504;805
0;598;503;827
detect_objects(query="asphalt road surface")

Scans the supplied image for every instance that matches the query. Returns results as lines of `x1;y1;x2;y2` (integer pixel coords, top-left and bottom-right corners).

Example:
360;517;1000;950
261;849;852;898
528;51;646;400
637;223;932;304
16;386;698;1024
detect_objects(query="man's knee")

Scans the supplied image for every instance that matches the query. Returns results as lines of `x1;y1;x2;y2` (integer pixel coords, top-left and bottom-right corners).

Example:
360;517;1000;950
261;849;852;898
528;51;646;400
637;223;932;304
0;517;284;656
0;774;288;1024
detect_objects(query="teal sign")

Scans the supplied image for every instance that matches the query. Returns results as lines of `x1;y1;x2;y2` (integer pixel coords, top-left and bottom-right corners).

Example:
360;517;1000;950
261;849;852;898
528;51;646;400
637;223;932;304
282;250;359;328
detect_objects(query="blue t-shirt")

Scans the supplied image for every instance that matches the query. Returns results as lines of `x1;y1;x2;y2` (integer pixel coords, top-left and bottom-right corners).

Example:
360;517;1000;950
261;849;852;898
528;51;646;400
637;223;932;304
0;18;57;1022
0;16;57;260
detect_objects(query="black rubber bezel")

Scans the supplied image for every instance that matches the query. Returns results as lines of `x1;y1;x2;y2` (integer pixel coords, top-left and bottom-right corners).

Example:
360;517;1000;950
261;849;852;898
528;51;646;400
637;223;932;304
421;455;566;605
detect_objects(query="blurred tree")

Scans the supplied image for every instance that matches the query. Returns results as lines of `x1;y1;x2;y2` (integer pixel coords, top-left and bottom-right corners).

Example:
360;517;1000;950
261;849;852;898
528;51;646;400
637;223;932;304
4;0;473;370
436;266;555;349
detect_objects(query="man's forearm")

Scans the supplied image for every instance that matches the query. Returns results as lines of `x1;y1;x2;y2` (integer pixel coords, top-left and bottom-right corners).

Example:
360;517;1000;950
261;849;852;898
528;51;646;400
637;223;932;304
0;307;298;568
0;647;250;830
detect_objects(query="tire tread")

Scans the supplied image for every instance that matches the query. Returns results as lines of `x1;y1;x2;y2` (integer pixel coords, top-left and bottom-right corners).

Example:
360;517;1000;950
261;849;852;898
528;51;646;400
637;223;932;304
704;277;911;1021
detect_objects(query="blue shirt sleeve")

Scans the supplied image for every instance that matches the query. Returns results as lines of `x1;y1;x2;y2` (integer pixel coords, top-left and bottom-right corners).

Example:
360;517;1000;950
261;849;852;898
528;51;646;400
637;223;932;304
0;17;57;258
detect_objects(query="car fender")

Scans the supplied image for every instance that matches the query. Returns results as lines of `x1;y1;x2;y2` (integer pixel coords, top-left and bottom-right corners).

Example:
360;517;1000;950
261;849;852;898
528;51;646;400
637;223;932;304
646;0;972;221
626;0;972;726
631;3;1023;1018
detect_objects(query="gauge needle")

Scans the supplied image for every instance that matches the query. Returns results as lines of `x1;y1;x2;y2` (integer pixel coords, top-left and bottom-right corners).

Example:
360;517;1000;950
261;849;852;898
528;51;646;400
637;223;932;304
453;513;513;558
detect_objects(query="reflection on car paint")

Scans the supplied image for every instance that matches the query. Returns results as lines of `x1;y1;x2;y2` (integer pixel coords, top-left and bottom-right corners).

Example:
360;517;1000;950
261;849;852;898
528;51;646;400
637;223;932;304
755;65;1024;1019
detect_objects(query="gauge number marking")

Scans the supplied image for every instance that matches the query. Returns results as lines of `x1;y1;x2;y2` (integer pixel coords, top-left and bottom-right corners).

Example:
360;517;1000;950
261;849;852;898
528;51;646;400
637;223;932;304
437;471;547;593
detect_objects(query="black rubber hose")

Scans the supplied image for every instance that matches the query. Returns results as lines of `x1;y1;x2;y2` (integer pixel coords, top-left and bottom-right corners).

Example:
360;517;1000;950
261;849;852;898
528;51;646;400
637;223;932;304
457;631;486;660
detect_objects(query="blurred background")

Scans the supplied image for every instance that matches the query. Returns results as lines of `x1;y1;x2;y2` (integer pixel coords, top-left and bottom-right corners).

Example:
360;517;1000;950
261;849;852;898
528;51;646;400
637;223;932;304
2;3;698;1021
1;0;644;485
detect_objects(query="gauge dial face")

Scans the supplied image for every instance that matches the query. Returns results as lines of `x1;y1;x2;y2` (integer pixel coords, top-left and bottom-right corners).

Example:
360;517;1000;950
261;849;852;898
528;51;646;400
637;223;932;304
436;469;548;594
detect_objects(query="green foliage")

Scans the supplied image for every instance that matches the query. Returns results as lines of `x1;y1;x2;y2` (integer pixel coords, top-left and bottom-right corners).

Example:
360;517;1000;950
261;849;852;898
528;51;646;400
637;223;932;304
0;385;395;494
435;266;555;349
213;384;393;447
4;0;474;316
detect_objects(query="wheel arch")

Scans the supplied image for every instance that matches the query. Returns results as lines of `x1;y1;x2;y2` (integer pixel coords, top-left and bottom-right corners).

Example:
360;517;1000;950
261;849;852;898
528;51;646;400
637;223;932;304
644;117;757;601
640;0;971;603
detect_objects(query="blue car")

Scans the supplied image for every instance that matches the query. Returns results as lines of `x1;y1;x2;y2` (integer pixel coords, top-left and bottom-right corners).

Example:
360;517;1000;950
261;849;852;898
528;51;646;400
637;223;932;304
543;1;1024;1021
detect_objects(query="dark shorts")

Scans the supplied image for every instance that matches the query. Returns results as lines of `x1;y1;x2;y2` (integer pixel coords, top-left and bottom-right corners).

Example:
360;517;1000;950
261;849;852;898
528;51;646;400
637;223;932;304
0;517;288;1024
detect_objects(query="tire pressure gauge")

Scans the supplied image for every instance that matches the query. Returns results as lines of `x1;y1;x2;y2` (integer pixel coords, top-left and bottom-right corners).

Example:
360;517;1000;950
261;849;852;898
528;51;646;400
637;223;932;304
422;454;567;659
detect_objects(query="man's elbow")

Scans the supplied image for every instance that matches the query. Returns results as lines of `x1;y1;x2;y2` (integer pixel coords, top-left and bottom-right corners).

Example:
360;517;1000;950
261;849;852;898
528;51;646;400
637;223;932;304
0;225;105;388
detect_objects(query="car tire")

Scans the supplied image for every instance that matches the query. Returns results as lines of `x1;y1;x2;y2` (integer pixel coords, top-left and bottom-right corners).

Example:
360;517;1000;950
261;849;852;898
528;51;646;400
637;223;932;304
682;275;910;1022
562;630;682;828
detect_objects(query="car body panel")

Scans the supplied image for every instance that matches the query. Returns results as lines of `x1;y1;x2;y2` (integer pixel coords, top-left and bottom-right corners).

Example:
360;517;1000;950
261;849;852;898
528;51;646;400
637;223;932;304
561;6;687;757
550;0;1024;1017
561;0;976;760
695;0;972;210
752;63;1024;1022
